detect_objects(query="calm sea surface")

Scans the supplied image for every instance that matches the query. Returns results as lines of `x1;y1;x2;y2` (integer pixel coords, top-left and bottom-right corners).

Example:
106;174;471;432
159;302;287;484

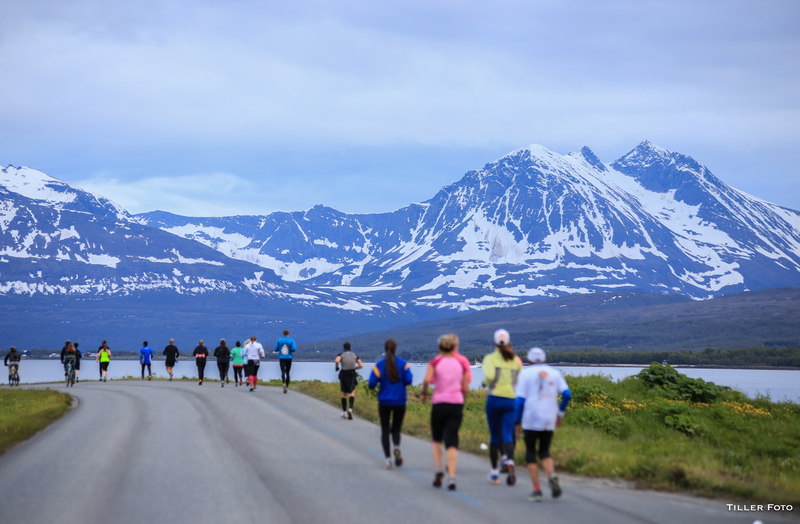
5;360;799;403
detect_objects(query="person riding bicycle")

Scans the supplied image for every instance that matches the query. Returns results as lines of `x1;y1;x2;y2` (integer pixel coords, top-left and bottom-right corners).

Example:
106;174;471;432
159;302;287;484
4;346;21;384
61;341;78;377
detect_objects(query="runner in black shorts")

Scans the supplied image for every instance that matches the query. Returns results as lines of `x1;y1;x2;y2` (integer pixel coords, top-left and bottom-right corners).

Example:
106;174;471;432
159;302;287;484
335;343;363;420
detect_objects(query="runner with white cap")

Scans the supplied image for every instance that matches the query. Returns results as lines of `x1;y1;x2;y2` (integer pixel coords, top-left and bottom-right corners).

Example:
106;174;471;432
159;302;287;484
482;328;523;485
514;347;571;502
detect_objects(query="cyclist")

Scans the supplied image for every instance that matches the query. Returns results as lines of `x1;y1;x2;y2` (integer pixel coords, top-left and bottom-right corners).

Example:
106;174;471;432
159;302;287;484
61;341;78;384
4;346;21;386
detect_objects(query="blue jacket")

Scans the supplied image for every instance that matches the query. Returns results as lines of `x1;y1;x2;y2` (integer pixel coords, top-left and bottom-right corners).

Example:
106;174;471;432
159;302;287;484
140;346;153;365
274;337;296;359
368;357;413;406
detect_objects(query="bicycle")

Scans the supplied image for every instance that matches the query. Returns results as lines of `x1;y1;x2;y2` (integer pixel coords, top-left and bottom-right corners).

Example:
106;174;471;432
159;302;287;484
64;358;76;387
8;364;20;386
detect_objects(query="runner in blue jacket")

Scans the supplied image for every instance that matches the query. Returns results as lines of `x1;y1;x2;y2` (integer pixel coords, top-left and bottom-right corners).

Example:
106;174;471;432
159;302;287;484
274;330;297;393
140;341;154;381
368;339;413;469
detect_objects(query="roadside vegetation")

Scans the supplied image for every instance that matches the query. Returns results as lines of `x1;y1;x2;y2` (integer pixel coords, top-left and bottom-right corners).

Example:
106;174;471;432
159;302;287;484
0;389;72;456
292;363;800;504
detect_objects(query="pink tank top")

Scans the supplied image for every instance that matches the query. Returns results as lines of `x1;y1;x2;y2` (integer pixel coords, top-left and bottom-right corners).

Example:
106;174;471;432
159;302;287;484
430;354;471;405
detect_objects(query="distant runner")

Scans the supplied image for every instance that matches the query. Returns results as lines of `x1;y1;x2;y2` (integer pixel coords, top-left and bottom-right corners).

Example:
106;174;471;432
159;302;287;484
421;333;471;491
74;342;82;383
243;336;265;392
274;330;296;394
96;341;111;382
194;340;209;386
368;339;413;468
335;342;363;420
163;339;180;381
482;329;523;486
515;347;571;502
230;341;245;387
140;341;154;381
214;339;231;387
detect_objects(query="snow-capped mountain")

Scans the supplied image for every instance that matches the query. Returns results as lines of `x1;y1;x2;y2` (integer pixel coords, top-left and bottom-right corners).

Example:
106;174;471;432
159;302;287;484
137;141;800;310
0;169;420;348
3;141;800;349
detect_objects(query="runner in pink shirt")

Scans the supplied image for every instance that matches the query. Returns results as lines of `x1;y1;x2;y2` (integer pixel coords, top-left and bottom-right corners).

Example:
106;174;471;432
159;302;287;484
421;333;471;491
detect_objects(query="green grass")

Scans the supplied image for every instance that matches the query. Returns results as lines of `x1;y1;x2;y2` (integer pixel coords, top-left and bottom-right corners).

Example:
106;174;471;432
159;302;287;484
290;365;800;505
0;389;72;455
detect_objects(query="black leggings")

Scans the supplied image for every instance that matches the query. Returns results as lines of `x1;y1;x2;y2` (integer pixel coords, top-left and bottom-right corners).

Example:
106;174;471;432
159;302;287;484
233;365;244;383
197;360;206;381
141;363;151;378
431;403;463;449
379;404;406;458
217;361;229;381
279;359;292;385
524;430;554;462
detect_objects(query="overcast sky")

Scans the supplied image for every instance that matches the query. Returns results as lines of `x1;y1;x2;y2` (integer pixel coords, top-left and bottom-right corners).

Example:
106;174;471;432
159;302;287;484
1;0;798;217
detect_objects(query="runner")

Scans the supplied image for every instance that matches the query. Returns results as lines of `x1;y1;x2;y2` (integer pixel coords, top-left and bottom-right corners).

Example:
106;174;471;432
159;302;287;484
4;346;21;386
193;340;209;385
74;342;82;383
274;329;296;394
214;339;231;387
515;347;572;502
421;333;471;491
140;341;154;381
243;336;265;392
163;339;180;381
368;339;413;468
96;341;111;382
335;342;364;420
482;328;523;485
230;341;245;387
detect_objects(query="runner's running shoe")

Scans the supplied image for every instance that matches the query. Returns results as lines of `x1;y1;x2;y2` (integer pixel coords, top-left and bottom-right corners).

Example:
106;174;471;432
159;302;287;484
549;476;562;498
504;459;516;486
488;470;500;485
385;458;393;470
446;477;457;491
341;412;348;419
432;471;444;488
347;410;353;420
393;448;403;467
528;490;543;502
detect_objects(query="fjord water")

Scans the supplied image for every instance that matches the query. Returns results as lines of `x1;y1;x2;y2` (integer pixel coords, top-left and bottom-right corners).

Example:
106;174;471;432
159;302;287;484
9;360;800;403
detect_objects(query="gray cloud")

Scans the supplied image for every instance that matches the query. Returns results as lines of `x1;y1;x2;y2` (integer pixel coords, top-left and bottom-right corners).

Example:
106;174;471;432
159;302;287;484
1;0;798;215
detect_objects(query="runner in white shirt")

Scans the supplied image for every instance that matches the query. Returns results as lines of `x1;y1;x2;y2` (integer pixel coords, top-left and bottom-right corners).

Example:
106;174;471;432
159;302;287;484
514;347;571;502
243;336;265;392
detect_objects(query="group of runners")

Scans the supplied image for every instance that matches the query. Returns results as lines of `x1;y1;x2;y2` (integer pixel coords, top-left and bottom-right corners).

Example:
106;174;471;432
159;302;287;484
51;330;297;392
5;327;571;502
364;329;571;502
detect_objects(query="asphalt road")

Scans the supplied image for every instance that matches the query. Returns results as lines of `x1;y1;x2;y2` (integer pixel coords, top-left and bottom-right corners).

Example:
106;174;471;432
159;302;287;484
0;380;796;524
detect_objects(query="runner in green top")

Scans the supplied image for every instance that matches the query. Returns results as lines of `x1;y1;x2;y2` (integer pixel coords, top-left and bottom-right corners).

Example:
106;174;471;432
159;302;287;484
96;340;111;383
482;329;523;485
230;341;245;387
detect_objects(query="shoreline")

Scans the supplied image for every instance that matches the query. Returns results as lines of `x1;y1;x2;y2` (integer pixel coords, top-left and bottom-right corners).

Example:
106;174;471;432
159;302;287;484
14;358;800;370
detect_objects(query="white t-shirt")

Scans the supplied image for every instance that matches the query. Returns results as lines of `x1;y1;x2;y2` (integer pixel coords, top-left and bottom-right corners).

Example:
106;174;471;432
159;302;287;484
515;364;569;431
243;341;265;361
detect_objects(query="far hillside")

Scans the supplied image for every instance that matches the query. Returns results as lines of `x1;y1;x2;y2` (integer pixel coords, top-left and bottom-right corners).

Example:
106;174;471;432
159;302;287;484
303;287;800;364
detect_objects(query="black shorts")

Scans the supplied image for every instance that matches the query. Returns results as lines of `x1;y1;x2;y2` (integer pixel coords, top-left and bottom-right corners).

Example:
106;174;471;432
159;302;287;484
524;430;554;462
100;362;109;371
339;370;357;393
165;358;176;368
431;403;464;449
74;359;81;370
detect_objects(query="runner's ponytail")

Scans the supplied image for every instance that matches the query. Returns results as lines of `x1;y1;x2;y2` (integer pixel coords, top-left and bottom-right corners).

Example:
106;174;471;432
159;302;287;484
385;339;400;383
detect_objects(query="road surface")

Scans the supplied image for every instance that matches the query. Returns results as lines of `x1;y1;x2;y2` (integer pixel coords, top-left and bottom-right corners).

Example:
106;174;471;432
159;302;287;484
0;380;795;524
